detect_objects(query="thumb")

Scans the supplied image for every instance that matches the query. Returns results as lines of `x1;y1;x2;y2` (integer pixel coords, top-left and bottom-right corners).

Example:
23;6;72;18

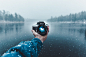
31;30;38;35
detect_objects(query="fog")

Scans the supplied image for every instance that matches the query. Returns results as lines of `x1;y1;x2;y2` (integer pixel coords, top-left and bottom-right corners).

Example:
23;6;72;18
0;0;86;19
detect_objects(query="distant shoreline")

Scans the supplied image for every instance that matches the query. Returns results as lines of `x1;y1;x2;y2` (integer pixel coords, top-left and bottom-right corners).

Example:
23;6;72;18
47;21;86;24
0;21;24;23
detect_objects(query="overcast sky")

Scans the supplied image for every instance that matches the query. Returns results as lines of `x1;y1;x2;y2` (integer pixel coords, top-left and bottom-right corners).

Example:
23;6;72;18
0;0;86;19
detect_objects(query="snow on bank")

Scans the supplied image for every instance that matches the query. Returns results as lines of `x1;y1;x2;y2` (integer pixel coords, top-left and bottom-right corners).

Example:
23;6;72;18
52;21;86;24
0;21;24;23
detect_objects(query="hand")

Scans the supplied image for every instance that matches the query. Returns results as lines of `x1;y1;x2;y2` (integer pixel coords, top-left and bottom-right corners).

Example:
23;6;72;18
31;26;49;43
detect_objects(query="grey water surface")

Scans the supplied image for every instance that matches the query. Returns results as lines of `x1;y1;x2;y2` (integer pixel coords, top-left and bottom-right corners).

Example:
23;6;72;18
0;22;86;57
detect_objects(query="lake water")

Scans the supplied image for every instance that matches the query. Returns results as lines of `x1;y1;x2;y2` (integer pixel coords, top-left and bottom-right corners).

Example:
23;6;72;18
0;22;86;57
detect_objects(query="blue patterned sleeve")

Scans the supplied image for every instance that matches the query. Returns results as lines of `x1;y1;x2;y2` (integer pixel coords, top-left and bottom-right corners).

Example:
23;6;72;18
1;38;43;57
20;38;43;57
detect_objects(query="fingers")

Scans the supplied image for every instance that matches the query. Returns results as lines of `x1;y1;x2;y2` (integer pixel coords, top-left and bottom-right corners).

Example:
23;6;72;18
31;26;49;36
31;30;35;33
47;26;49;32
32;30;36;34
46;26;49;35
31;30;38;36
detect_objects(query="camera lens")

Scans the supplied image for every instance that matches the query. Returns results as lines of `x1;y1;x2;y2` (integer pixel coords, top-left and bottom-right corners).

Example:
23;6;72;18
39;26;45;32
33;21;48;36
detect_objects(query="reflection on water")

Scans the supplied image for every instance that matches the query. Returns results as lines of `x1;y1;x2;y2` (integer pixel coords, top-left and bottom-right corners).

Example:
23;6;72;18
1;22;86;57
0;23;24;55
0;23;24;34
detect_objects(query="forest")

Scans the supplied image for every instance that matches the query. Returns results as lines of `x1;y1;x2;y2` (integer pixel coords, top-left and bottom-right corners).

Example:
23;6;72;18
0;10;24;22
47;11;86;22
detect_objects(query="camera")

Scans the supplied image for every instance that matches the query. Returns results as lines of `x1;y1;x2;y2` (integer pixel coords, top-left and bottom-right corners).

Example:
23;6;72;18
32;21;49;36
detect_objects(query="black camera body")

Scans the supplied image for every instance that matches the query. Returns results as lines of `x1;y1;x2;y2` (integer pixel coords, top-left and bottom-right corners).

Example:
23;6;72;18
32;21;48;36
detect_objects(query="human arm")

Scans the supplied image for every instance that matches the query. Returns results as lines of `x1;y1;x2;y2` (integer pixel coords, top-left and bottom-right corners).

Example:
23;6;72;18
1;26;49;57
1;38;43;57
31;26;49;43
